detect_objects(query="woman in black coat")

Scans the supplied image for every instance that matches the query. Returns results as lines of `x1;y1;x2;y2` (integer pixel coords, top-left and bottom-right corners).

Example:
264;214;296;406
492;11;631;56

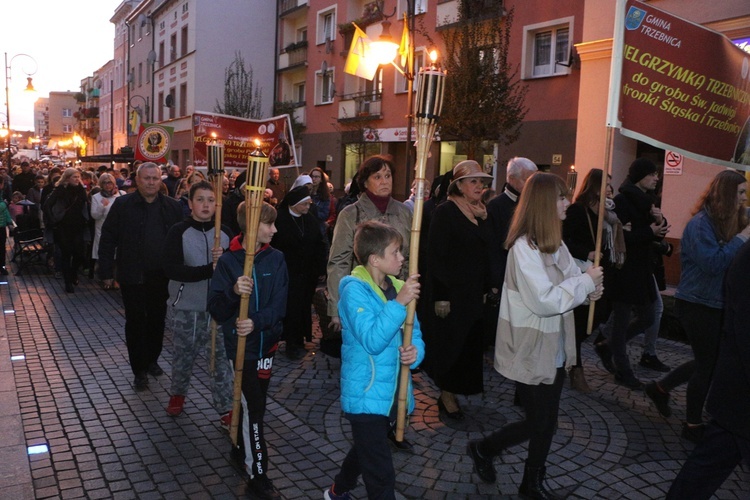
562;169;623;392
43;168;89;293
271;186;327;360
425;161;492;420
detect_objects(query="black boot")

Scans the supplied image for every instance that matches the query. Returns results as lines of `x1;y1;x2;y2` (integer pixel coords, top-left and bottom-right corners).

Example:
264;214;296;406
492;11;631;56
519;465;562;499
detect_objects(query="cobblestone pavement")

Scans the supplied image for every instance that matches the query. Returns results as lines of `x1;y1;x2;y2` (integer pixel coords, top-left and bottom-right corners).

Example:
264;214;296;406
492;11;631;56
0;268;748;499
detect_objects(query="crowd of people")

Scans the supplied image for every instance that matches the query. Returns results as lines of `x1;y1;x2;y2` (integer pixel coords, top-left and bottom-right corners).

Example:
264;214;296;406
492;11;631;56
1;153;747;500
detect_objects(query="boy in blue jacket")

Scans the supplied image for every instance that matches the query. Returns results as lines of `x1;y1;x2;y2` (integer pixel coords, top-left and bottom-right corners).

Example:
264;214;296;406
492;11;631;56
325;220;424;500
208;202;288;500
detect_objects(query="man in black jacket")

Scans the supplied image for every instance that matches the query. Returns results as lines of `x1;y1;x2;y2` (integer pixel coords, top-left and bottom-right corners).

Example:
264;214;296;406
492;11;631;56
666;240;750;499
99;162;183;390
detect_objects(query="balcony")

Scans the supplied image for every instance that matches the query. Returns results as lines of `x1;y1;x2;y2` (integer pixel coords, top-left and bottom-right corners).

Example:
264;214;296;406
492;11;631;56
279;0;307;17
337;91;382;121
278;43;308;71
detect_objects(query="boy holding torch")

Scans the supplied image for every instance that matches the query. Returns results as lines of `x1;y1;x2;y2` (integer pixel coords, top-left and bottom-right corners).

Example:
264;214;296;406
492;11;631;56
208;202;288;500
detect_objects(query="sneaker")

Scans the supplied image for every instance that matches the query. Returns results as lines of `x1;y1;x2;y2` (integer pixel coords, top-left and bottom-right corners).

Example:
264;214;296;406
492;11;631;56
644;382;671;417
133;374;149;391
681;422;705;444
614;371;644;390
639;353;671;372
246;474;281;500
323;484;352;500
467;441;496;483
387;428;413;452
147;362;164;377
594;342;616;374
166;395;185;416
220;411;232;431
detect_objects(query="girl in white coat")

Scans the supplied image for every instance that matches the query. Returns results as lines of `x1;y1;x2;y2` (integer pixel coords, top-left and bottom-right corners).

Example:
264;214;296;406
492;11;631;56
468;172;604;499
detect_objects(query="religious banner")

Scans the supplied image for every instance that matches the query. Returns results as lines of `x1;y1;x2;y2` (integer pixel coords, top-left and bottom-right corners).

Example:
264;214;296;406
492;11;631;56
608;0;750;169
192;112;298;169
135;123;173;164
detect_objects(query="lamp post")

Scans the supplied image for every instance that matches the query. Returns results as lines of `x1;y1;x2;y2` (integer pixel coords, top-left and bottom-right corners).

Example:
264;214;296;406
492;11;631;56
4;52;38;167
367;0;417;198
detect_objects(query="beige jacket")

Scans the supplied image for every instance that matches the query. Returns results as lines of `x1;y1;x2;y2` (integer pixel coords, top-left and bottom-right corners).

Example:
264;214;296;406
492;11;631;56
326;194;412;316
494;235;595;385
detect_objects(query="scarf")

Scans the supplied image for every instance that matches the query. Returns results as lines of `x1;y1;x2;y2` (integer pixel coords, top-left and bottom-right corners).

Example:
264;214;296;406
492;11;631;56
448;194;487;225
365;189;391;214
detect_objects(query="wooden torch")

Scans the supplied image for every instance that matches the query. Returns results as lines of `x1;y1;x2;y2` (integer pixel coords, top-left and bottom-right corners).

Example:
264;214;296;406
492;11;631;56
229;142;269;447
395;55;446;442
207;134;225;374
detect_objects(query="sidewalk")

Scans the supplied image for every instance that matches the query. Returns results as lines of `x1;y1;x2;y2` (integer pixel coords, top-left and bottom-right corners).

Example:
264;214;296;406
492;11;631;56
0;268;747;499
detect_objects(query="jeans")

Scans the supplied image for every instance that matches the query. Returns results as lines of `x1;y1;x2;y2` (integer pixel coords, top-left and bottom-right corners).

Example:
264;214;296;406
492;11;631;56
642;277;663;356
479;368;565;468
659;299;722;424
120;275;169;377
666;421;750;500
334;414;395;500
608;298;656;376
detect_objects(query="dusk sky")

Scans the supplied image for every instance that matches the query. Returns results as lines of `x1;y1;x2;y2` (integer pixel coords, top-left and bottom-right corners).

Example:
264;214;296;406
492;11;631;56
1;0;122;131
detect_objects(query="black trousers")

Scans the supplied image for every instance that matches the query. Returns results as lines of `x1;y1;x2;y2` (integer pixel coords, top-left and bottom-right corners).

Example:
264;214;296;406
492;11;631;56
658;300;723;424
0;227;6;268
666;420;750;500
54;227;85;285
237;351;275;478
120;275;169;377
479;368;565;468
334;414;395;500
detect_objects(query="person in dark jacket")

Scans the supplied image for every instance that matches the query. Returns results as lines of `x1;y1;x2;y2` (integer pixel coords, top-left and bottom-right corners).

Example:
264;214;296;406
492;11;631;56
43;168;89;293
601;158;669;389
162;181;234;424
98;162;183;391
208;202;288;500
666;240;750;499
485;157;538;343
425;160;493;420
271;186;327;360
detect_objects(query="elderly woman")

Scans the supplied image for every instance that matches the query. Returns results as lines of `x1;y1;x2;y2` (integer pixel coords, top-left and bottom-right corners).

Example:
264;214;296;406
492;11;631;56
327;155;412;334
90;173;124;288
43;168;89;293
424;160;493;420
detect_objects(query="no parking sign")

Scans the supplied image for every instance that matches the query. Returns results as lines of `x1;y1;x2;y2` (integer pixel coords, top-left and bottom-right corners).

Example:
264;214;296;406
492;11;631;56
664;150;683;175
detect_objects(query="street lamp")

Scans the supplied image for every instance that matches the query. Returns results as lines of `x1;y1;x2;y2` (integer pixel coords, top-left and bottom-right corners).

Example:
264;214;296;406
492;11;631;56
128;94;150;134
4;52;37;167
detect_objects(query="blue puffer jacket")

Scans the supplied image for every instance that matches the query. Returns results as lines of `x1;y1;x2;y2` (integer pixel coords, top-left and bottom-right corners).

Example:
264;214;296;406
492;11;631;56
339;266;425;417
208;243;288;362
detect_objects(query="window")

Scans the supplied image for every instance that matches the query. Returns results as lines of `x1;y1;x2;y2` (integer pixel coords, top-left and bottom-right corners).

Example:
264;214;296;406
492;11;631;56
523;17;573;79
159;41;165;67
179;83;187;117
360;69;382;99
181;26;188;56
297;27;307;43
398;0;426;15
62;108;72;118
396;50;425;93
170;33;177;62
182;2;188;13
158;91;164;121
294;82;306;105
315;69;334;105
159;20;165;30
317;7;336;45
168;88;176;119
63;124;72;133
138;62;143;87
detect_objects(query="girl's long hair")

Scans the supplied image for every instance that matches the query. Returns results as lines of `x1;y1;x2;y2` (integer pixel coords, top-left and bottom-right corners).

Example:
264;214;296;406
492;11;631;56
310;167;330;201
574;168;605;208
505;172;567;254
695;170;748;242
